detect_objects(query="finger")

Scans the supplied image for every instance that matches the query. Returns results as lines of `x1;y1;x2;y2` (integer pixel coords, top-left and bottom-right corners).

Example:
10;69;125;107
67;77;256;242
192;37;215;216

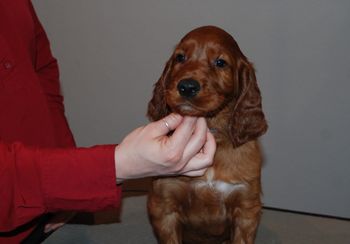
45;223;65;233
181;118;208;161
148;113;183;137
166;116;198;151
183;168;208;177
180;130;216;174
44;211;76;233
180;156;211;176
199;130;217;159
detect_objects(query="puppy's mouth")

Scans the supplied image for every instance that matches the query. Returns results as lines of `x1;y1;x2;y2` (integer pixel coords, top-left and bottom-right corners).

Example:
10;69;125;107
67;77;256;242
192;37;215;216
171;102;207;117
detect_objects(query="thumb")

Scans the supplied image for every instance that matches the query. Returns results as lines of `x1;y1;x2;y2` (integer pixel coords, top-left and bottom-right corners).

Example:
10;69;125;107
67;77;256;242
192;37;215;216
149;113;183;137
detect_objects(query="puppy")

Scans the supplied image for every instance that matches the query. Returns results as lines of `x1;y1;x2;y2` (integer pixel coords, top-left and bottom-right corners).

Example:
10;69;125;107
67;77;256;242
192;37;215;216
147;26;267;244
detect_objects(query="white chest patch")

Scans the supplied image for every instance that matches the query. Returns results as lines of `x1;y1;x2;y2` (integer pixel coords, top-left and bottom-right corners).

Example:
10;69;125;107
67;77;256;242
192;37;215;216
191;169;246;198
192;180;245;197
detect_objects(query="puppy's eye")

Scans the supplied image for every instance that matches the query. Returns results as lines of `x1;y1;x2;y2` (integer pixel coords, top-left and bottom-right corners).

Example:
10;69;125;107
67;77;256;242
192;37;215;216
214;58;227;68
175;53;186;63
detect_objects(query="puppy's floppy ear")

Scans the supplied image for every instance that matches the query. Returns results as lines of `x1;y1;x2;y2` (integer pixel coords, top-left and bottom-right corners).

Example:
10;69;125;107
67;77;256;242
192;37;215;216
147;58;173;121
230;59;268;147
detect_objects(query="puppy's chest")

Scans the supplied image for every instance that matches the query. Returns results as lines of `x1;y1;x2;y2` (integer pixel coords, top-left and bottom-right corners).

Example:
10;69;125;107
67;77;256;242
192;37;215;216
184;169;245;231
190;168;245;200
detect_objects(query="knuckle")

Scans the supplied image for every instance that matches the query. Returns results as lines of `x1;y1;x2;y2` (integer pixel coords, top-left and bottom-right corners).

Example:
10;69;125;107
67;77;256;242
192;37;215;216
206;157;215;166
164;149;182;164
173;164;185;174
197;133;207;146
201;156;214;168
186;169;206;177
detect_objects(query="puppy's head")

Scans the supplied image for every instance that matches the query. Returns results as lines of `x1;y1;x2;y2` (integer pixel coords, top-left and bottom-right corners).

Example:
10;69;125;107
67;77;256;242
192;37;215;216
148;26;267;147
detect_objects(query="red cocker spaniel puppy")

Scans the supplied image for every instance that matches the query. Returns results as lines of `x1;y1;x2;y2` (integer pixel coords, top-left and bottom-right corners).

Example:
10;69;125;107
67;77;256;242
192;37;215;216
147;26;268;244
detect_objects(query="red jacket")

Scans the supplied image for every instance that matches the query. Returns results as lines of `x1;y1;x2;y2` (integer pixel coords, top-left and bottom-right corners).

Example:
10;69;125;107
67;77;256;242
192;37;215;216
0;0;122;242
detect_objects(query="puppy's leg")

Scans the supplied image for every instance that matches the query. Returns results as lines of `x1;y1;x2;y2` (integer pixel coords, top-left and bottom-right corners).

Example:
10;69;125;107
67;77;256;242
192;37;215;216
148;178;189;243
149;211;182;244
231;200;261;244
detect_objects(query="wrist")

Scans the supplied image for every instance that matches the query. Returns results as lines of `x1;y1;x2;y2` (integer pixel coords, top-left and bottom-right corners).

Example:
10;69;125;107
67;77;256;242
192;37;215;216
114;144;132;181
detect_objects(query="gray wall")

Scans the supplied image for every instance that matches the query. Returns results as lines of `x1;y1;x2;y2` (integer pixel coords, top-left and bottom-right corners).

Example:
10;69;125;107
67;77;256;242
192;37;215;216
33;0;350;218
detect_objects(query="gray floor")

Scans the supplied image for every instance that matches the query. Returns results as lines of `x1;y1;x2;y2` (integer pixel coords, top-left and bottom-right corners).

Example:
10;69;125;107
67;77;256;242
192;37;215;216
44;194;350;244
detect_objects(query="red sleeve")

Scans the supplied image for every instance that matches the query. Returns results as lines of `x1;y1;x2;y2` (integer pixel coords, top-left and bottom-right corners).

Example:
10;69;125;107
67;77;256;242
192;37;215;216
29;1;75;147
0;142;122;232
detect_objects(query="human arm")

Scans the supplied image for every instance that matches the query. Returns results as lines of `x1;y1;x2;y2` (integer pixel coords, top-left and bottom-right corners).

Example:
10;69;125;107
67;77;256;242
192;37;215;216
0;112;215;233
0;142;121;232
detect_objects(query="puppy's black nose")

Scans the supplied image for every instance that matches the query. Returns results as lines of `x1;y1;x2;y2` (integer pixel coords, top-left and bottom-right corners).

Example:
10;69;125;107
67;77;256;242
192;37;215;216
177;79;201;98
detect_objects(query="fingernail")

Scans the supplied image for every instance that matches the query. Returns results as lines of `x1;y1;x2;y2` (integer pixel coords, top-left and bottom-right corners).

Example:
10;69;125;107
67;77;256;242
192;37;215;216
172;113;182;120
168;113;182;122
185;118;197;128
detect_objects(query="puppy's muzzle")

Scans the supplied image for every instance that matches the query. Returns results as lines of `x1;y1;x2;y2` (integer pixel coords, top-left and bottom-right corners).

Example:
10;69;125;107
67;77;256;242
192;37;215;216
177;79;201;98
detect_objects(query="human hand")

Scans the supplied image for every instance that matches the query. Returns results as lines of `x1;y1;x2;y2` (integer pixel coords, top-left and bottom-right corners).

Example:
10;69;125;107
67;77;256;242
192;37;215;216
44;211;76;233
114;113;216;181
